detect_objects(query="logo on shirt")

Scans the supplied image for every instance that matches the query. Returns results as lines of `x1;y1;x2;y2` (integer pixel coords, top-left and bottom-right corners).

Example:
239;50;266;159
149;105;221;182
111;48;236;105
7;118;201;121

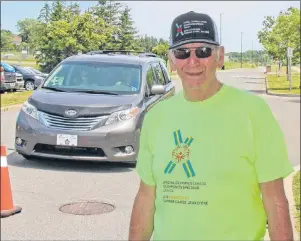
164;129;195;178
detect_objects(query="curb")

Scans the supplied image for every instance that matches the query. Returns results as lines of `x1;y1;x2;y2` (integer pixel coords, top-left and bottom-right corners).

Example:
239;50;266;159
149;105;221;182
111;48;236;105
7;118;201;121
1;104;23;112
266;90;300;98
264;75;300;98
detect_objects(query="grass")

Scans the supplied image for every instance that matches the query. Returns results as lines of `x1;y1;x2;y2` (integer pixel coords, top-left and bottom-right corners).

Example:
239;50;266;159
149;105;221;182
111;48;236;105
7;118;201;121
1;51;36;61
224;62;256;70
269;65;299;74
1;91;33;108
266;73;300;95
1;59;40;69
292;170;300;233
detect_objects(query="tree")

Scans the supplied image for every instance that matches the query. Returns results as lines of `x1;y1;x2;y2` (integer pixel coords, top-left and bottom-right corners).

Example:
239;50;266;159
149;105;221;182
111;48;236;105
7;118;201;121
49;0;66;22
0;30;16;51
258;7;300;64
16;18;44;53
116;5;139;51
36;12;114;72
136;35;159;52
152;41;169;63
38;2;51;24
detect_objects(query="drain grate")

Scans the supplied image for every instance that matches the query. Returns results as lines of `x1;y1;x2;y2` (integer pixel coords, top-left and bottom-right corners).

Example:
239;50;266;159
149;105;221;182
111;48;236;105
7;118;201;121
59;201;115;215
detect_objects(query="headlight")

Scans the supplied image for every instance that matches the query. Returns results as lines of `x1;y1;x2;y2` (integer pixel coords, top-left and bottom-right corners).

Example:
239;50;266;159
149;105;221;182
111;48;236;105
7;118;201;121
105;107;139;125
21;101;38;120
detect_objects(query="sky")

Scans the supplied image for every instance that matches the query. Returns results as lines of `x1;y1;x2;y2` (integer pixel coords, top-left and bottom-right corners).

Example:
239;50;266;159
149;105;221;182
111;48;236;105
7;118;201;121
1;1;300;53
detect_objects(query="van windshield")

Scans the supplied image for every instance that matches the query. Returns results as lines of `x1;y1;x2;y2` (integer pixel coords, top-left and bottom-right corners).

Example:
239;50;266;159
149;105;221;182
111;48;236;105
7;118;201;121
42;62;142;94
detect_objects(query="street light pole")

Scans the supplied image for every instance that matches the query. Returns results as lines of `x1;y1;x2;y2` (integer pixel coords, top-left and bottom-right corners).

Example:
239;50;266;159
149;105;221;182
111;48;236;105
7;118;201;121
252;40;254;65
220;13;222;44
241;32;243;68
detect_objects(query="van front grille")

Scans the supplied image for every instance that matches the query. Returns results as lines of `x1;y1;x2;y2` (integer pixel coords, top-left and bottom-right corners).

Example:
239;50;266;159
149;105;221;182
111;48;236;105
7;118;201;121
38;111;108;131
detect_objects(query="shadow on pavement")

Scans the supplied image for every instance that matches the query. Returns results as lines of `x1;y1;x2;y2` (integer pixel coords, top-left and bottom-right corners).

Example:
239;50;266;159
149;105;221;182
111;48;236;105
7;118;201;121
287;99;300;103
7;151;135;173
248;90;267;95
244;81;262;84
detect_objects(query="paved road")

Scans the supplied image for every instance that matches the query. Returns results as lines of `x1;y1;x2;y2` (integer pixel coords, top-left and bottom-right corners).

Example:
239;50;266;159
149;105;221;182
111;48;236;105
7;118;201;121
1;68;300;240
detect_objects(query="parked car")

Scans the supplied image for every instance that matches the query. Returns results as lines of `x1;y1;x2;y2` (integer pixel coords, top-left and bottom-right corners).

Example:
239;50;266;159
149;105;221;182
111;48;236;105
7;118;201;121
24;66;49;78
0;62;17;92
10;64;45;91
15;50;175;163
16;72;25;90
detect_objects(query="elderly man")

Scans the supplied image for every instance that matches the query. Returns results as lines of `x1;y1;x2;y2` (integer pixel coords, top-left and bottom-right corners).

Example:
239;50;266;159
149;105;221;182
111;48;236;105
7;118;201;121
129;11;294;241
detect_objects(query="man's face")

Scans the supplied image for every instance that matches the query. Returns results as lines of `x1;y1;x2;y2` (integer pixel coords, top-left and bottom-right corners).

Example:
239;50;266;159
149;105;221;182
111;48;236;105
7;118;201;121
169;43;224;90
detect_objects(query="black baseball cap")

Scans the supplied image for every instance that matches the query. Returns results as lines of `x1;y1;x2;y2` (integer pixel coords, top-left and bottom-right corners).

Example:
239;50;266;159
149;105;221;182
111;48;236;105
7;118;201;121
169;11;220;49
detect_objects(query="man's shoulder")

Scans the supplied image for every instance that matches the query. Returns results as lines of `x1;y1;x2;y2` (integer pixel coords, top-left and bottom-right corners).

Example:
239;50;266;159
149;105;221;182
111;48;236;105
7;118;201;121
224;84;266;107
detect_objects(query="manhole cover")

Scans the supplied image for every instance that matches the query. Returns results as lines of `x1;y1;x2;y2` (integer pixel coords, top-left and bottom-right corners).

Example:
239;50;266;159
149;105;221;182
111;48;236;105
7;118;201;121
59;201;115;215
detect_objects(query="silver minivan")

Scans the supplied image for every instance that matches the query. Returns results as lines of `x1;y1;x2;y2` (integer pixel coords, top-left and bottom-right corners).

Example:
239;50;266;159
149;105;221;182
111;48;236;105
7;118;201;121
15;51;175;163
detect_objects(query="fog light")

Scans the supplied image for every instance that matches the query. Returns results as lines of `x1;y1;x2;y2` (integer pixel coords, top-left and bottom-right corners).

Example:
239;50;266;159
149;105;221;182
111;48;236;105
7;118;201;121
124;146;134;154
16;137;23;145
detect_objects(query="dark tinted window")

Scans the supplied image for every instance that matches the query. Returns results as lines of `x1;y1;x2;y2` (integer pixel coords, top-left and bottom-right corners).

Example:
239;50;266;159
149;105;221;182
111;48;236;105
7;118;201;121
159;61;171;83
151;62;165;85
146;64;155;89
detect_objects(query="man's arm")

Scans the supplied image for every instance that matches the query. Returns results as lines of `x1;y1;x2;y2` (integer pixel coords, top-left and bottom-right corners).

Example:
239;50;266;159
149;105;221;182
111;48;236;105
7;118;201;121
129;180;156;241
260;178;294;241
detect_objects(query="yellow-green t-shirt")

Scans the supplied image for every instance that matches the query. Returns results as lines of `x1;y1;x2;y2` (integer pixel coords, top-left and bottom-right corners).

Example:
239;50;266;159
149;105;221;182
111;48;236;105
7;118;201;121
136;84;293;240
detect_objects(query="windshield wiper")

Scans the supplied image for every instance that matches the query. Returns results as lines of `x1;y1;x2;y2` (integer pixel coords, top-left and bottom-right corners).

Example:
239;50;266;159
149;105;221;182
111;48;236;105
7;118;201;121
74;90;119;95
42;86;66;92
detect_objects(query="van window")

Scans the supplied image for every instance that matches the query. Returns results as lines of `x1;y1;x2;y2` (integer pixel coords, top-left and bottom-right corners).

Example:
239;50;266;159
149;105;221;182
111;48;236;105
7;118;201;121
159;61;171;83
43;62;142;94
151;62;165;85
146;64;156;89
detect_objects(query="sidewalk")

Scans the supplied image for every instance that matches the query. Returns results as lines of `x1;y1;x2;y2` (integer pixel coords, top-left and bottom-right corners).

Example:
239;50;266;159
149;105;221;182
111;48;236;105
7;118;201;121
264;166;300;241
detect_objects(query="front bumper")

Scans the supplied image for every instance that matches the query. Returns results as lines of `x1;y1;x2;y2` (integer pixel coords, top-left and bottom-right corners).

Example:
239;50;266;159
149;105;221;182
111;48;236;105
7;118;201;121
15;110;140;162
16;80;24;89
0;82;18;91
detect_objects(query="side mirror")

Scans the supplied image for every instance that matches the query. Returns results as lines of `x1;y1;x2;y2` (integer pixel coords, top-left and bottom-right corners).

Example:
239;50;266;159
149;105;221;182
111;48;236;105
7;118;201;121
151;84;166;95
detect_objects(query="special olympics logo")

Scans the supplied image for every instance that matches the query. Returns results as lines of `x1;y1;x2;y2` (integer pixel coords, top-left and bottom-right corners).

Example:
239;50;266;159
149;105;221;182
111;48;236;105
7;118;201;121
172;144;190;163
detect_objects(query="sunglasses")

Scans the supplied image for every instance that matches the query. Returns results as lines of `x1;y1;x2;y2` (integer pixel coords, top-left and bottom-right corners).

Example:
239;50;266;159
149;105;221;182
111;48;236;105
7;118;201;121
173;46;216;59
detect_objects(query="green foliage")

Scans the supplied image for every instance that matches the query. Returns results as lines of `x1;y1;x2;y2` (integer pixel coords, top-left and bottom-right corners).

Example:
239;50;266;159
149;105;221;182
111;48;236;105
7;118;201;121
226;50;268;64
258;7;300;64
116;5;140;51
0;30;16;51
152;41;169;63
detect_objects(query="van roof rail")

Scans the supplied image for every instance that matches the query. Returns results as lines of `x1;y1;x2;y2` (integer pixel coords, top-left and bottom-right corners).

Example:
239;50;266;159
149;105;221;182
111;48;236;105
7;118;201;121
86;50;157;57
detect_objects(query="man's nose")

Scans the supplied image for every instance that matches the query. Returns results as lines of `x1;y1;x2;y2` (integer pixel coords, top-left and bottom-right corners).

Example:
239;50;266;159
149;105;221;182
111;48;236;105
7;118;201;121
187;50;199;65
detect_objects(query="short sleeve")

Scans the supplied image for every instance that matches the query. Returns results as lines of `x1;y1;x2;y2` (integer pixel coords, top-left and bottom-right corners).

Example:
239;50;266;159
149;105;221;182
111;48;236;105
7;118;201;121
251;98;294;183
135;113;156;186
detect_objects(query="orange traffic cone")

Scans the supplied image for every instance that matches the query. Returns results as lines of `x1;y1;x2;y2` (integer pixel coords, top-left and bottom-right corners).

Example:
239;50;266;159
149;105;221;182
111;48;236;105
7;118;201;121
1;144;22;218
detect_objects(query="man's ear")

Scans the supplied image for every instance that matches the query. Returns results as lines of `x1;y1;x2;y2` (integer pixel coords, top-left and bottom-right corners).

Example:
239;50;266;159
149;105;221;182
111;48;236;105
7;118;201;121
216;46;225;69
168;50;176;72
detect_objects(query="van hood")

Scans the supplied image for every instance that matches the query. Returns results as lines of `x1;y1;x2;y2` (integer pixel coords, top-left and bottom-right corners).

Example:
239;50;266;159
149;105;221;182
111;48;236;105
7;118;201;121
28;89;139;117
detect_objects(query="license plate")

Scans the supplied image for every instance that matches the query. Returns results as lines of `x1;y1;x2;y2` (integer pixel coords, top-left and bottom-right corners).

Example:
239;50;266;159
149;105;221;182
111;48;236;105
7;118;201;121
10;83;15;87
56;134;78;146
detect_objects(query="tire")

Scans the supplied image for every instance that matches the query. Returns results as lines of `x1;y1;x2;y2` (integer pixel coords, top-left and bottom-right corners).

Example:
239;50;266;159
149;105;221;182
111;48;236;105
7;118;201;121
25;80;35;91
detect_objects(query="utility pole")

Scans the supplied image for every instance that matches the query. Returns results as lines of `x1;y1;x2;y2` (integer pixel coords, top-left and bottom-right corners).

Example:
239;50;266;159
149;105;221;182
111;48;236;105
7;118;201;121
240;32;243;68
220;13;222;44
251;40;254;65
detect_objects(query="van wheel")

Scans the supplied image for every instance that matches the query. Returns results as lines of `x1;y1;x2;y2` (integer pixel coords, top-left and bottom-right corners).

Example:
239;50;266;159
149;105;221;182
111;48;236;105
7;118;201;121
25;81;35;91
